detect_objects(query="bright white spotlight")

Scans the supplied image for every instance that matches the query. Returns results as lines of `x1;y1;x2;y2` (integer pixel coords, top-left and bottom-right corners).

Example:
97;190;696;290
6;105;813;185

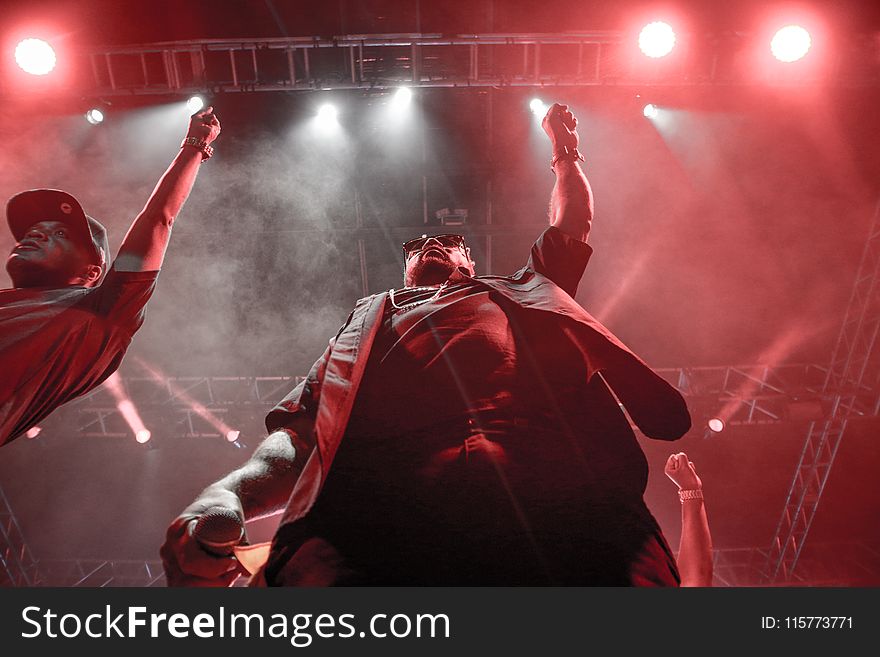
314;103;340;134
14;38;56;75
25;426;42;439
135;429;152;444
638;21;676;58
187;95;205;113
390;87;412;111
318;104;337;120
707;418;725;433
85;108;104;125
770;25;811;63
530;98;549;125
643;103;659;119
226;430;241;443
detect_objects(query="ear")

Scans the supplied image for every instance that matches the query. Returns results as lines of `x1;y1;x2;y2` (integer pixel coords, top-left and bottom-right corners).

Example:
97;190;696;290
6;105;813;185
81;263;103;286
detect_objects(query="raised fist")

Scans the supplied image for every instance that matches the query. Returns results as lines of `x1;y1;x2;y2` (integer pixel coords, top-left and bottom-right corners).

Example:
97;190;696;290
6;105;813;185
664;452;703;491
542;102;578;153
186;106;221;144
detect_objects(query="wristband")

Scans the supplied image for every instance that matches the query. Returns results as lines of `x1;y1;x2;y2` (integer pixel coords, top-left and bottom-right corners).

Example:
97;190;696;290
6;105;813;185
678;488;704;503
181;136;214;161
550;145;585;171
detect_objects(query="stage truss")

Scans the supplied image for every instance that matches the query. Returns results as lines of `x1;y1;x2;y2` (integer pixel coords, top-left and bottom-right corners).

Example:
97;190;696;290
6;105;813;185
4;30;878;100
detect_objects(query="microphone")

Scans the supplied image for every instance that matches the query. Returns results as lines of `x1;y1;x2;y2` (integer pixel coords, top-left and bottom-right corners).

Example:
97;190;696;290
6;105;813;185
191;506;245;557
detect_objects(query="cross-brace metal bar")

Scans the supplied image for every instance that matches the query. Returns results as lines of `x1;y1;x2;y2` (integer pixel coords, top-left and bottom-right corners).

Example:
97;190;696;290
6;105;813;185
0;484;41;587
766;198;880;583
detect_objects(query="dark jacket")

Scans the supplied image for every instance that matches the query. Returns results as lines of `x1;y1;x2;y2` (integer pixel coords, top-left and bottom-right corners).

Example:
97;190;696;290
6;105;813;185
265;227;691;534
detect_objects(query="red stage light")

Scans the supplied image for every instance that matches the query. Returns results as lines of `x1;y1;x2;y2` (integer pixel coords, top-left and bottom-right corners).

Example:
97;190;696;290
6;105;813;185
104;373;151;443
770;25;811;62
14;38;56;75
638;22;676;59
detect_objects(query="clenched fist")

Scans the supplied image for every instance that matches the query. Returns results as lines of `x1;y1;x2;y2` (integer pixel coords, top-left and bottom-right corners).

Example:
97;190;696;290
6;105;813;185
664;452;703;491
186;106;222;145
542;102;578;154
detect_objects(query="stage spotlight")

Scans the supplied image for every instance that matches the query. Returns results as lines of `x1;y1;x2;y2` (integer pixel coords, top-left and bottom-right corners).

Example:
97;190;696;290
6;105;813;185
643;103;659;119
14;38;56;75
318;103;337;120
315;103;339;133
707;418;725;433
133;357;244;441
529;98;548;118
226;430;241;443
187;95;205;113
105;373;151;443
25;426;42;439
638;22;676;58
85;108;104;125
770;25;811;62
390;87;412;111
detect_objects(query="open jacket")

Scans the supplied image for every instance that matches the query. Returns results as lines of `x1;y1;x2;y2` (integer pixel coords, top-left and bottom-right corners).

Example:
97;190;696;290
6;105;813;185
264;227;691;535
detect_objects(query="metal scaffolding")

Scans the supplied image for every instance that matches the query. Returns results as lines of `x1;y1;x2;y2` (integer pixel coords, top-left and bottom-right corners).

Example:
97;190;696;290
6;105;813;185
57;364;834;440
714;541;880;587
765;199;880;583
664;363;829;428
23;541;879;587
73;375;301;439
34;559;165;587
67;31;878;99
0;484;41;586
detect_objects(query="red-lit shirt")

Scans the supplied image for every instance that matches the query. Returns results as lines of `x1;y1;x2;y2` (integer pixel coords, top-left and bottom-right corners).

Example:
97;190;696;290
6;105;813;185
0;267;159;446
348;270;592;436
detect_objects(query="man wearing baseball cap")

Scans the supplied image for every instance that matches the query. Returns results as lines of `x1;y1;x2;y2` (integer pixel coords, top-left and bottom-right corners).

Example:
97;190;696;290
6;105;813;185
0;107;221;447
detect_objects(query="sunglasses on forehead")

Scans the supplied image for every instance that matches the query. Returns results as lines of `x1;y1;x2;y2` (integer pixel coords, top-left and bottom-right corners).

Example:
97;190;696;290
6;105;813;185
402;234;468;258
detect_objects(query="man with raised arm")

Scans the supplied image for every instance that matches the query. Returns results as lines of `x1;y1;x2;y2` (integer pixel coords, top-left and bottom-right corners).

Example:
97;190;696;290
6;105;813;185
162;103;690;586
0;108;221;447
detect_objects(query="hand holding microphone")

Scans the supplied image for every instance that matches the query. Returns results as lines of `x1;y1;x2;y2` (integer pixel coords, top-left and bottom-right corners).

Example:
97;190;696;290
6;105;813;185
190;506;246;557
160;490;247;587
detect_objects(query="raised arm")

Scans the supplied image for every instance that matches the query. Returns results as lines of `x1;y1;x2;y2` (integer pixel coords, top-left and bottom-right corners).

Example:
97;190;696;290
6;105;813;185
160;429;303;587
665;452;714;587
113;107;221;272
542;103;593;243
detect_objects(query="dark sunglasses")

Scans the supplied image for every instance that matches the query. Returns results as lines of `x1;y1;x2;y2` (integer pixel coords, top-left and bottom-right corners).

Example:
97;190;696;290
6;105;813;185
402;234;467;259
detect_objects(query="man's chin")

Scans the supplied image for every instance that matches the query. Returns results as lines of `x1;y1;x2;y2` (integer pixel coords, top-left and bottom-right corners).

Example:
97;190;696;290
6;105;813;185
407;258;455;286
6;257;59;288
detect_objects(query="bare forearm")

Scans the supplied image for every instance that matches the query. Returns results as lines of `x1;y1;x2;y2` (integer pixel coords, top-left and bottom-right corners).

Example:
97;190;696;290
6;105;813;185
200;430;303;521
678;499;714;587
114;148;204;272
549;159;593;243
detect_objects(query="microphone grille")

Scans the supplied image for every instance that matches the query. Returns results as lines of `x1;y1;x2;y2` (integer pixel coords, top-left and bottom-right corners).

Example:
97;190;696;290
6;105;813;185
192;507;244;554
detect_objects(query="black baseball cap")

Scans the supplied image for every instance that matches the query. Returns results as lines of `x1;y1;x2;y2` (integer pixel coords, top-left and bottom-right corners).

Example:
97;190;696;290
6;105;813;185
6;189;109;270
